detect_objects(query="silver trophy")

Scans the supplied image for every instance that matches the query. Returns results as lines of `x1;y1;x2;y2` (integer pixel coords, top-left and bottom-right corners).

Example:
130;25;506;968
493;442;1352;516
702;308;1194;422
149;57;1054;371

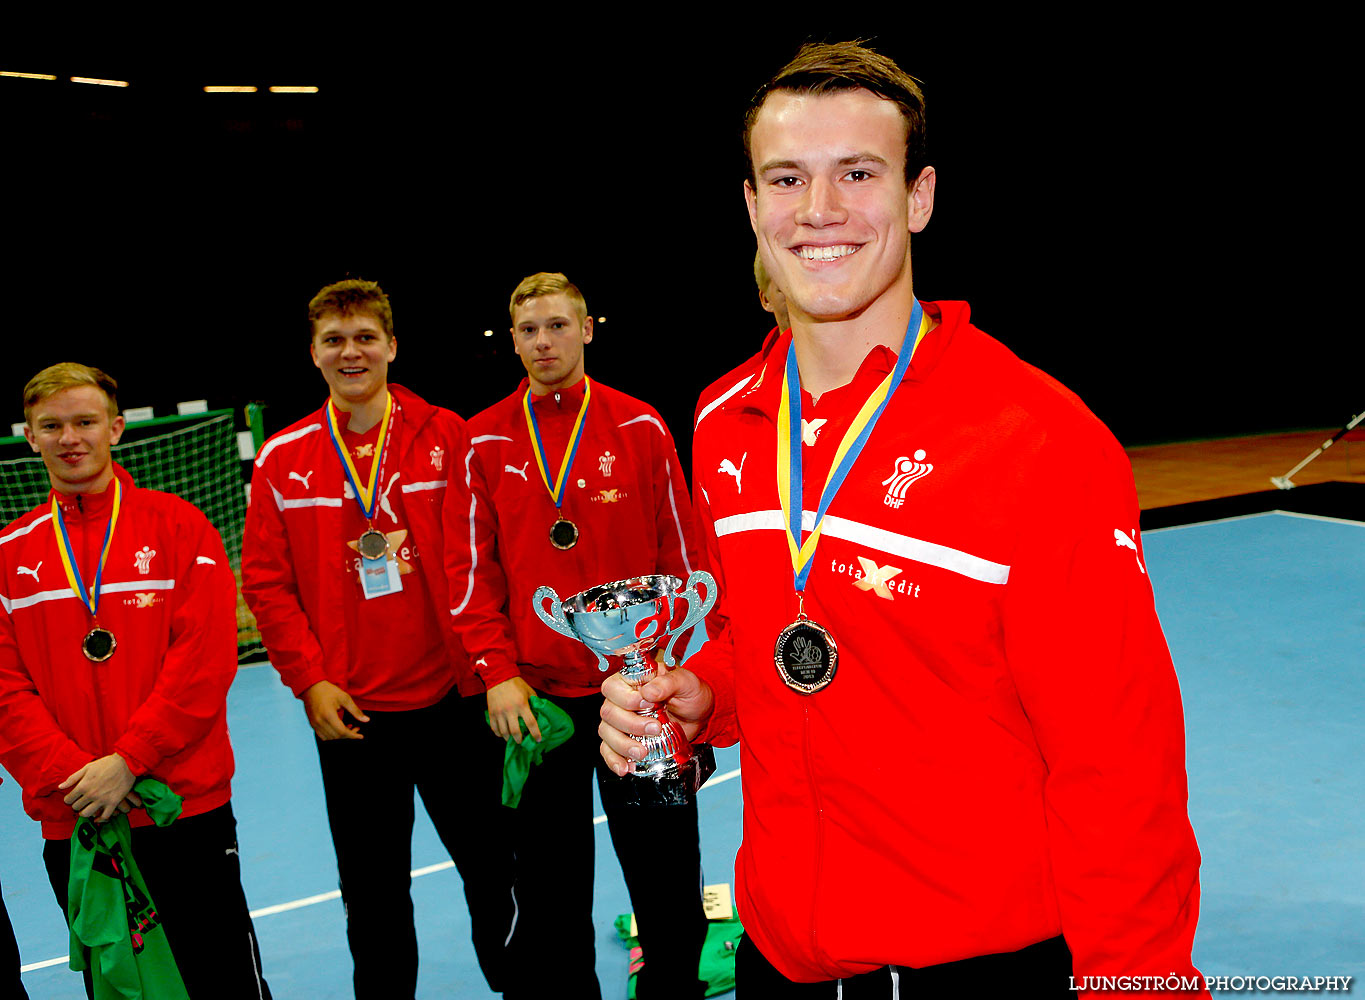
533;571;717;806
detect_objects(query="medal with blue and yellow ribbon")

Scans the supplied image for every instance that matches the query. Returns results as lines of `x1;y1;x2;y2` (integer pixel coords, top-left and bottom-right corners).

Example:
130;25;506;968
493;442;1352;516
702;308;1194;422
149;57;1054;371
523;377;591;550
51;478;123;662
326;394;394;559
773;300;930;693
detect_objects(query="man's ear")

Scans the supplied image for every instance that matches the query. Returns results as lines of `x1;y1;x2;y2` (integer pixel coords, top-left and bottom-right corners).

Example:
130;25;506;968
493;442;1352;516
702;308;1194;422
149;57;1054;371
744;180;759;235
908;165;936;234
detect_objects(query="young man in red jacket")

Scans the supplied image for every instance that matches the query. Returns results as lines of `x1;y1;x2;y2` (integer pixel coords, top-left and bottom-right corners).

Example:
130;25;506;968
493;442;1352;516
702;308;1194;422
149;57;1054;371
601;42;1206;997
445;272;708;999
241;279;513;998
0;363;270;999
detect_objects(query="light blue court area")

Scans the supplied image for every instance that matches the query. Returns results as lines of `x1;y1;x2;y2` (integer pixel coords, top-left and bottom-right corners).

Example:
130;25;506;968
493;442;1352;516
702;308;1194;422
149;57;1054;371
4;511;1362;996
1144;512;1365;982
2;663;743;1000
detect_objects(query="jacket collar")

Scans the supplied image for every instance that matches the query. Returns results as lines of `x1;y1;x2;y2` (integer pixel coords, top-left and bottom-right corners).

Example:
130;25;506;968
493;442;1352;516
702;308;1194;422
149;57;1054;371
519;375;589;412
730;300;965;422
51;462;135;515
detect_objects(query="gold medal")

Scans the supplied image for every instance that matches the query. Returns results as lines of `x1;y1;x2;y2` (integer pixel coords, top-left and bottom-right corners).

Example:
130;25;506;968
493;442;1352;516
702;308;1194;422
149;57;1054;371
549;518;579;550
82;626;117;663
52;481;123;664
774;616;837;694
525;380;591;555
357;528;389;560
772;303;927;695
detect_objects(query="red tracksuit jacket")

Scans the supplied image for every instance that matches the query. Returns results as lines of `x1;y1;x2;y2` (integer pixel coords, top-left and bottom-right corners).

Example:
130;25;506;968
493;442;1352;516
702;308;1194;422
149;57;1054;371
445;377;700;698
242;385;480;710
687;301;1203;987
0;465;238;839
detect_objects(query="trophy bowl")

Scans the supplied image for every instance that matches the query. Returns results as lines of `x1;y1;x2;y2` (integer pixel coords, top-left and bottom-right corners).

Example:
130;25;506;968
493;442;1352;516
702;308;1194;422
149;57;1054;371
533;571;717;806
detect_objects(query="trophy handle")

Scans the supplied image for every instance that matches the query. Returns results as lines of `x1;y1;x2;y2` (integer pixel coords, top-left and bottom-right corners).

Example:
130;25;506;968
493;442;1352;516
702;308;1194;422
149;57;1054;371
663;570;717;666
532;586;576;640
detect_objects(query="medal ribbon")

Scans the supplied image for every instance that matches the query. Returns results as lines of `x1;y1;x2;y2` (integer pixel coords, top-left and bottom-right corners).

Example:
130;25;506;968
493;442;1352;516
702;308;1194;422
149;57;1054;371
523;376;591;509
52;478;122;617
777;300;929;591
326;393;393;521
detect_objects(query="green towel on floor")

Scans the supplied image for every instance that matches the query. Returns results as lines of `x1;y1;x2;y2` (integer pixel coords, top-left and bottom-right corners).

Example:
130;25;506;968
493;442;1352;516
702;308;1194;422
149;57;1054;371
489;696;575;808
67;777;187;999
614;912;744;998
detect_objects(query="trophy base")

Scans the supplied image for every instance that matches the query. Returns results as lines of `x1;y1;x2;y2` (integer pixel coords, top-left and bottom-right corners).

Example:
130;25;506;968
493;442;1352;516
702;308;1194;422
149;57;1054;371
600;744;717;808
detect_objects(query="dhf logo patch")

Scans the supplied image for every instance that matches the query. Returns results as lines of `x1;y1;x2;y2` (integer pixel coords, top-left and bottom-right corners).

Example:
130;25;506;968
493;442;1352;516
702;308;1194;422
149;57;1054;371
881;451;933;508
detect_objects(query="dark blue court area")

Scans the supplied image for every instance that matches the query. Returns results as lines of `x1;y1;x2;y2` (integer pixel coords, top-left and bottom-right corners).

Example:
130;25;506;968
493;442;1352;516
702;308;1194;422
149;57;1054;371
4;505;1362;996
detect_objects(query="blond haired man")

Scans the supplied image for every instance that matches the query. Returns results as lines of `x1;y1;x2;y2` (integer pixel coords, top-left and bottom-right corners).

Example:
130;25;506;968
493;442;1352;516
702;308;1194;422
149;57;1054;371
446;272;708;999
0;363;269;999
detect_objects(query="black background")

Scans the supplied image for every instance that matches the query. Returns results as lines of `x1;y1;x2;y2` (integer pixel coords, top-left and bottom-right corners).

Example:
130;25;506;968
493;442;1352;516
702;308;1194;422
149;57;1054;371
3;22;1357;477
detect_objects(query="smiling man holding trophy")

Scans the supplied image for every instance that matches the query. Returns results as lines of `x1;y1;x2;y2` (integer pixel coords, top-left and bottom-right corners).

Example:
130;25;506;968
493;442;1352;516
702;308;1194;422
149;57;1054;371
444;272;710;1000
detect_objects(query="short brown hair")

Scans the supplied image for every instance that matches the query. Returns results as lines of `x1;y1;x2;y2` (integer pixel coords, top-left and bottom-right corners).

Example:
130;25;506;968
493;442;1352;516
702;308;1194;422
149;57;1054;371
24;363;119;423
308;278;394;340
508;272;588;324
743;40;927;188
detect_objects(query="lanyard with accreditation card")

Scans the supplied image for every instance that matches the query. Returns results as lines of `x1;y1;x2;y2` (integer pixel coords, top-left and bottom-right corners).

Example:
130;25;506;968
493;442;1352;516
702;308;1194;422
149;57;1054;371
773;299;930;693
326;394;403;599
51;478;122;661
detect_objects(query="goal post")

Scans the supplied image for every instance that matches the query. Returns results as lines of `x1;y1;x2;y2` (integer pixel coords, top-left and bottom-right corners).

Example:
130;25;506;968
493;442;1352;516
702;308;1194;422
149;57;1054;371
0;409;265;662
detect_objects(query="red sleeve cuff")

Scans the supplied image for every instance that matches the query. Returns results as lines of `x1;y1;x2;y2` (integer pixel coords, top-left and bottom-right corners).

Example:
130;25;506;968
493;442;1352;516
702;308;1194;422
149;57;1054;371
114;740;155;777
685;654;737;748
472;653;520;691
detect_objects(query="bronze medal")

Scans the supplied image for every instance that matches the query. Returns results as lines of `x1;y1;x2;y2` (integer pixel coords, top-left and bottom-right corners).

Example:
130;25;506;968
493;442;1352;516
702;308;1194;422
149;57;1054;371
549;518;579;550
357;528;389;560
82;626;117;663
774;618;837;694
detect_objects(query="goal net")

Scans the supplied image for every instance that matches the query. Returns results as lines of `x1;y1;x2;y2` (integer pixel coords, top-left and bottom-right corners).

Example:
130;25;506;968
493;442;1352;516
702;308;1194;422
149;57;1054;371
0;411;264;661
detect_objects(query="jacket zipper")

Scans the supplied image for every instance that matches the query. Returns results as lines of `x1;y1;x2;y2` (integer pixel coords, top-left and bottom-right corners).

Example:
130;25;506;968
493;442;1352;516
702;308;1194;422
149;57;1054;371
803;698;826;968
75;493;111;748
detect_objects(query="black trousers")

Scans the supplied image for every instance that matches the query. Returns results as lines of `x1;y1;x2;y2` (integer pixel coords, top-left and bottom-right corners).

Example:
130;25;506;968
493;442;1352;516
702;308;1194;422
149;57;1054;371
736;932;1074;998
504;691;708;1000
43;801;270;1000
2;873;29;1000
315;689;516;999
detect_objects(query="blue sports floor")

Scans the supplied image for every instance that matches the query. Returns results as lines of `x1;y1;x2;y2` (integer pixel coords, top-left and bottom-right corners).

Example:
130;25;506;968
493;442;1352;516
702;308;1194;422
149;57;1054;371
3;510;1362;996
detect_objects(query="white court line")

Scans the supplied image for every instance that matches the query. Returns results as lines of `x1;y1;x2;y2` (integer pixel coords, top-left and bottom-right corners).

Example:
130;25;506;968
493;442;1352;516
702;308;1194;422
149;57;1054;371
1270;509;1365;527
21;766;742;975
1145;510;1279;534
1146;508;1365;534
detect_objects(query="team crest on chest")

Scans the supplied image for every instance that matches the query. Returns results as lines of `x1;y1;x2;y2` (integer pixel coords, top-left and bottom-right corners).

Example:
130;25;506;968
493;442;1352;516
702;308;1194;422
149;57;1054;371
429;445;445;471
881;450;933;508
133;546;156;574
598;450;616;476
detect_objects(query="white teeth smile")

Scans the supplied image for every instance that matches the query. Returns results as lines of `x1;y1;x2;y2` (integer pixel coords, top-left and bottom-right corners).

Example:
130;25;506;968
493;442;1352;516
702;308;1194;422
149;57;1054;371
795;244;860;261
